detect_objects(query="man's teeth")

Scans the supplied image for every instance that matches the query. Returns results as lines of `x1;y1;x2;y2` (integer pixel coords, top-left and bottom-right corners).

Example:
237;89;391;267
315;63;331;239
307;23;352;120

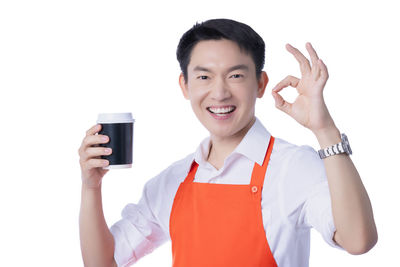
209;106;235;114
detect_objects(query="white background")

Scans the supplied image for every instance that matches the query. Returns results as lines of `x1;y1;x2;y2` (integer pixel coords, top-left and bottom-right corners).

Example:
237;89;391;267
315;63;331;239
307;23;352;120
0;0;398;266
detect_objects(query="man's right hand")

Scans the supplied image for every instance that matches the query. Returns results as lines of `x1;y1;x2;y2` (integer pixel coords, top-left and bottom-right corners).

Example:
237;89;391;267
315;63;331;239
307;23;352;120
78;124;112;189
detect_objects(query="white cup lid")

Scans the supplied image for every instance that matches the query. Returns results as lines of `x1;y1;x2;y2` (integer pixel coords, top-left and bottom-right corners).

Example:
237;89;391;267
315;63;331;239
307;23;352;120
97;113;135;123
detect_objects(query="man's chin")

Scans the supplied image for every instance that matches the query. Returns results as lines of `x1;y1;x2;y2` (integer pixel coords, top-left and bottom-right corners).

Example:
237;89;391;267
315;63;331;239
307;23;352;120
208;127;235;140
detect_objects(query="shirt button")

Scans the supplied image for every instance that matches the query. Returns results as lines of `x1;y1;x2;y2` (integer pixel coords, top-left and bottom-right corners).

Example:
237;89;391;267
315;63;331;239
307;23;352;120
251;186;258;193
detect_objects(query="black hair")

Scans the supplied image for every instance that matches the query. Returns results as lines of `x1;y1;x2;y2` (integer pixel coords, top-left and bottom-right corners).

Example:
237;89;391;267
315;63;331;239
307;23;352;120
176;18;265;84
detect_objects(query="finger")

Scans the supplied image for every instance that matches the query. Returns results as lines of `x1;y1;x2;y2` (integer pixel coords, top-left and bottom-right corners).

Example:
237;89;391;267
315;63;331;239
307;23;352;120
306;42;319;67
286;43;311;76
271;90;292;116
316;59;329;87
80;147;112;162
84;158;109;169
306;42;321;81
81;134;109;150
272;75;300;93
318;59;329;80
86;124;102;136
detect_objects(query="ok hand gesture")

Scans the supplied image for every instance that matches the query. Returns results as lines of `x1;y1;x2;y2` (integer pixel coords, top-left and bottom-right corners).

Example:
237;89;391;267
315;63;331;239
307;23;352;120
271;42;336;134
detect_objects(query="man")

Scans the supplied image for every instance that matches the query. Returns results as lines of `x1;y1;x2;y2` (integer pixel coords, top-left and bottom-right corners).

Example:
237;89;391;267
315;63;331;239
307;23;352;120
79;18;377;267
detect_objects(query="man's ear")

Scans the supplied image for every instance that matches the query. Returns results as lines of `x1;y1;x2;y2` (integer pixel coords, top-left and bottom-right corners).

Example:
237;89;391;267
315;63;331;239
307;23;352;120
179;73;190;100
257;71;269;98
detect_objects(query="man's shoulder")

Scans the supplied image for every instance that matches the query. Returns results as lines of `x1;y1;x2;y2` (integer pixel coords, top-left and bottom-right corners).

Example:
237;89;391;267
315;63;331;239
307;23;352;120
162;153;194;178
273;136;312;156
272;136;321;166
144;152;194;189
273;136;327;187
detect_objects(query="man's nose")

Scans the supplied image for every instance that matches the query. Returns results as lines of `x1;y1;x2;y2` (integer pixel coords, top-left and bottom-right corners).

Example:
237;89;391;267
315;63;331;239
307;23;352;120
210;77;231;101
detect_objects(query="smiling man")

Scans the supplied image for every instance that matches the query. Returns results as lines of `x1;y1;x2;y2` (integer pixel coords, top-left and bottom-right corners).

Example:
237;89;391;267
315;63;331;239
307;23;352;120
179;39;266;169
78;18;377;267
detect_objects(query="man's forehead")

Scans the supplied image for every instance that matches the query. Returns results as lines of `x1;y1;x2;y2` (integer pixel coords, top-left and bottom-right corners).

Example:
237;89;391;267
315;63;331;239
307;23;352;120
186;39;256;75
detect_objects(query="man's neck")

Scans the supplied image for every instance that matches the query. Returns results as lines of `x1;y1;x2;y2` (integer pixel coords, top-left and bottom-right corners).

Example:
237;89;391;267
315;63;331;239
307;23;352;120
207;117;256;170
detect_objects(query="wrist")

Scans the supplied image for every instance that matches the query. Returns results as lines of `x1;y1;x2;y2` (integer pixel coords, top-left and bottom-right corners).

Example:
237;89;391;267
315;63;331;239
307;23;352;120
313;126;341;148
81;181;102;192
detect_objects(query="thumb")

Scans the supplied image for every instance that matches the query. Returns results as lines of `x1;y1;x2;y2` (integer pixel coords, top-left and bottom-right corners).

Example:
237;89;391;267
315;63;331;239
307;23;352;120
271;90;292;116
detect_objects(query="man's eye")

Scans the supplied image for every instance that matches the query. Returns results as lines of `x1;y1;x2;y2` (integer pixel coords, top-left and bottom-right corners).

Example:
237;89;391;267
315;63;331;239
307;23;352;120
198;75;208;80
231;74;243;78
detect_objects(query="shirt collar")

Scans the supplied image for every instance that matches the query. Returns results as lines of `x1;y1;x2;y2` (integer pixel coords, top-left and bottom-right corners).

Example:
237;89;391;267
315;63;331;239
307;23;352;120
234;117;271;166
190;117;271;173
193;135;212;169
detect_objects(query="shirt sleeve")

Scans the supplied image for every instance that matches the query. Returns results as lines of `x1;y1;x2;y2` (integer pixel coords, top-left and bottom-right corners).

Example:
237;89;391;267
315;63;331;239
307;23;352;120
296;145;345;250
109;178;169;266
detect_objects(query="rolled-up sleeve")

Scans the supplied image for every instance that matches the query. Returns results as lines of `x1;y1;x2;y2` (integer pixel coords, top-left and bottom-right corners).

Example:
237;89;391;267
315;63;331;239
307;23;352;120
296;145;345;250
303;181;344;250
109;180;169;266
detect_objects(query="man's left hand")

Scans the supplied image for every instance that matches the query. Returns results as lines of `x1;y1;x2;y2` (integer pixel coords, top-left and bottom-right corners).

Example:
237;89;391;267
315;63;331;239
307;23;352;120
271;42;336;134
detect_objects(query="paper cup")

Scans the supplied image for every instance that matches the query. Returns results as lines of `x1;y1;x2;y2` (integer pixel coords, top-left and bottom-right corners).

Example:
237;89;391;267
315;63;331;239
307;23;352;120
96;113;135;169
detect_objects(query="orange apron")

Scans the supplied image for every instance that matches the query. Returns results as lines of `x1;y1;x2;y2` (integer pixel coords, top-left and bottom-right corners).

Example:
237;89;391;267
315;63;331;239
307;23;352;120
169;136;277;267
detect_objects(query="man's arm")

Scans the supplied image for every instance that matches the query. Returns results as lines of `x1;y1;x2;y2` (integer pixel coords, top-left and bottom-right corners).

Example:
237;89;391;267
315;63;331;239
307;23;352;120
78;124;117;267
79;185;117;267
314;127;377;254
271;42;377;254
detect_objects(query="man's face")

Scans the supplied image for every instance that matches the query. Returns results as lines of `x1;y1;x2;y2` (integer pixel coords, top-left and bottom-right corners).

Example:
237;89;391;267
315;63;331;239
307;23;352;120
179;39;268;140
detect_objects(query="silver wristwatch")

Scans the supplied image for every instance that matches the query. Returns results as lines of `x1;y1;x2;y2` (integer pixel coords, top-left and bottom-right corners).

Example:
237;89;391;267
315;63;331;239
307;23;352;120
318;133;352;159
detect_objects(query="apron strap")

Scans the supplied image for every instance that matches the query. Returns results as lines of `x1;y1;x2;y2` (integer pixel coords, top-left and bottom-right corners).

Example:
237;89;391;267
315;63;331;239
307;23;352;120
250;136;275;187
185;160;199;183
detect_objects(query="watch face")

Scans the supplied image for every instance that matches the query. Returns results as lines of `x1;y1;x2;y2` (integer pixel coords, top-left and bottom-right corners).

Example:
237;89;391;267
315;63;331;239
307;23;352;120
341;134;352;155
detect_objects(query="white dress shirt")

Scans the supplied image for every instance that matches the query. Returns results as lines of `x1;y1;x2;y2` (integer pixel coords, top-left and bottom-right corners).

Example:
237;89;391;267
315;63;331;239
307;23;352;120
110;117;344;267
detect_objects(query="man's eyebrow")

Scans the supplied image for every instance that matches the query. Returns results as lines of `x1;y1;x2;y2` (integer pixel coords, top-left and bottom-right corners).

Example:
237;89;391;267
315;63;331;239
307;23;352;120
192;64;249;73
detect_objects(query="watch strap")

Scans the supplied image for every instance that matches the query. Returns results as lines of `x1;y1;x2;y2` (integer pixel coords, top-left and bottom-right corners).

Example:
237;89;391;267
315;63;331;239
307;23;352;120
318;142;345;159
318;133;351;159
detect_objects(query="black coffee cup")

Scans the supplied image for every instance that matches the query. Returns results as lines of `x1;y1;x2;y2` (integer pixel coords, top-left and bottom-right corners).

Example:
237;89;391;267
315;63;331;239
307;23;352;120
97;113;135;169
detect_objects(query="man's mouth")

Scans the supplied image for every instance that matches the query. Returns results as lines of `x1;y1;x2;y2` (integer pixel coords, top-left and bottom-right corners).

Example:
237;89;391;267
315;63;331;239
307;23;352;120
207;105;236;116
